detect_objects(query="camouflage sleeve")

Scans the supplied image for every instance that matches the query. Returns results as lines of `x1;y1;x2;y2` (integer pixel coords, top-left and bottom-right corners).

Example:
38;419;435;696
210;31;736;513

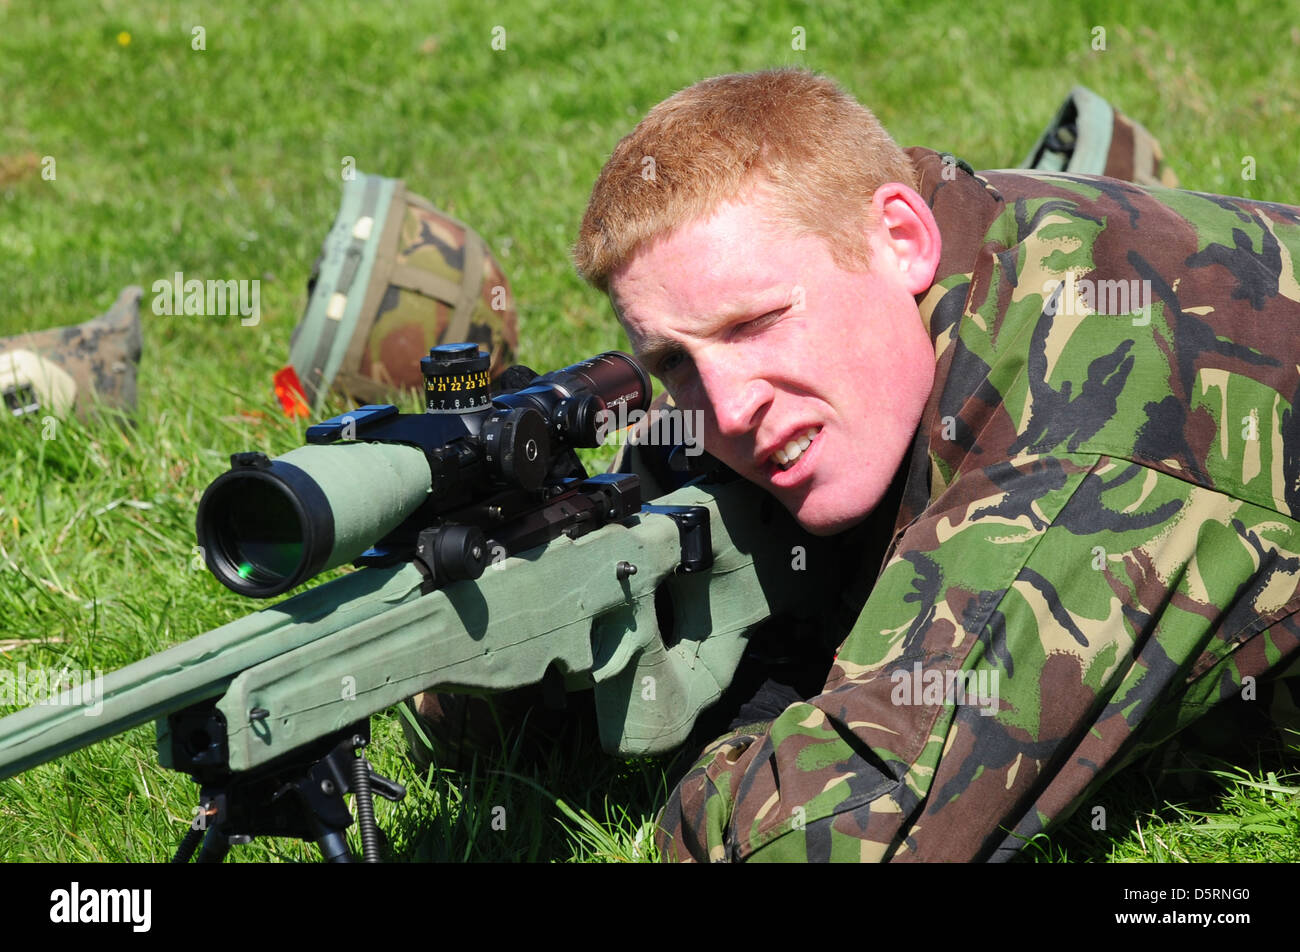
656;450;1300;861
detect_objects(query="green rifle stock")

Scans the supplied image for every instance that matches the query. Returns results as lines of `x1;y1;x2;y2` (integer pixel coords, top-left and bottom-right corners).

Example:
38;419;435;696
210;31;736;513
0;476;828;775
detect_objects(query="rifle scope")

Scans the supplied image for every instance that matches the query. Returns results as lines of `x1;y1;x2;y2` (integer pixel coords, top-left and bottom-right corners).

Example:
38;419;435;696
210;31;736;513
197;346;651;598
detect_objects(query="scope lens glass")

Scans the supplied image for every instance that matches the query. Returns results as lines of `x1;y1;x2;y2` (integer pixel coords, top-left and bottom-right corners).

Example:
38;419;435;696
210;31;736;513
214;480;305;585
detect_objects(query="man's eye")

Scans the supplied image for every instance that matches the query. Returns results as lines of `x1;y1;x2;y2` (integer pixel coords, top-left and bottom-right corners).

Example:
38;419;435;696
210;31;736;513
658;351;685;376
738;308;788;335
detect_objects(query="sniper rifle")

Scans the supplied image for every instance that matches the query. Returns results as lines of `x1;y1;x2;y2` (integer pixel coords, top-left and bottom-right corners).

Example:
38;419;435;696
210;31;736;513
0;344;836;861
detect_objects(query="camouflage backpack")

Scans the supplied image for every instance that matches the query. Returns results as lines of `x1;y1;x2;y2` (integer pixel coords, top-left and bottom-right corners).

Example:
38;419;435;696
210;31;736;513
0;286;143;421
277;172;519;415
1020;84;1179;186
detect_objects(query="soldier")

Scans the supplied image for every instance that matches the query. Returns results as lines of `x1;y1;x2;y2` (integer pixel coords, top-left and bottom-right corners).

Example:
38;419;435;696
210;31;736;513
573;68;1300;861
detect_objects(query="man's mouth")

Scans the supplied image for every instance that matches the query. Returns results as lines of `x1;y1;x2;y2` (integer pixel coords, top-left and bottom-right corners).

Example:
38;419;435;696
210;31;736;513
769;427;821;470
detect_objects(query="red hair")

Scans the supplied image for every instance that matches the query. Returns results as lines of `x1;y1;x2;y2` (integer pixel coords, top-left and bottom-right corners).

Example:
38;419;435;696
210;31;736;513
574;68;917;292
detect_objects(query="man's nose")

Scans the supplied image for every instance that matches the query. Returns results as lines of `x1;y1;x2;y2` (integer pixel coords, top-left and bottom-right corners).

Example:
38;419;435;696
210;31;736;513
695;351;772;437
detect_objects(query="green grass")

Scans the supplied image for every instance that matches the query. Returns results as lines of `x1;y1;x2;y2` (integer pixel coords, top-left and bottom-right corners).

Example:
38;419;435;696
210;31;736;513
1017;728;1300;863
3;0;1300;862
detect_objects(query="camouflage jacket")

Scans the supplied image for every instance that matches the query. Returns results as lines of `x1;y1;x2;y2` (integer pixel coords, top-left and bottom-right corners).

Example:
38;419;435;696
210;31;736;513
656;147;1300;861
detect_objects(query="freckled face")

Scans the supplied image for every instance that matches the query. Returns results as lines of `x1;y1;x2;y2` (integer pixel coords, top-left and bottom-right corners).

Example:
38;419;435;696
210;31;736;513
610;191;936;535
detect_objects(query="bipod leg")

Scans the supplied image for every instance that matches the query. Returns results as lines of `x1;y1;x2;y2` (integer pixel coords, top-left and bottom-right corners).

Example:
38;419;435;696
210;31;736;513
314;828;354;863
195;823;237;863
171;825;205;863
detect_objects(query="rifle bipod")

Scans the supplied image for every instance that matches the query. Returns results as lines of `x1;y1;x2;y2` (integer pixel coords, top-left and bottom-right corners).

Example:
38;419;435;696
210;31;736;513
165;705;405;862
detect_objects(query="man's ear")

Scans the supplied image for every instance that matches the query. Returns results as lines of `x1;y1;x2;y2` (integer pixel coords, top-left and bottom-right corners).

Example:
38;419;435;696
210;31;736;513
869;183;942;295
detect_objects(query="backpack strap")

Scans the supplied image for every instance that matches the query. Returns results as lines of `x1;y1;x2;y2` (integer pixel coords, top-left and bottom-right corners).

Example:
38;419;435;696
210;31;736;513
1020;85;1114;175
289;173;400;412
334;178;413;403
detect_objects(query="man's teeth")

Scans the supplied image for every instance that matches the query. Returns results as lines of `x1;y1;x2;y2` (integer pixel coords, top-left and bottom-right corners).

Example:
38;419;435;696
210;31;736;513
772;428;820;469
